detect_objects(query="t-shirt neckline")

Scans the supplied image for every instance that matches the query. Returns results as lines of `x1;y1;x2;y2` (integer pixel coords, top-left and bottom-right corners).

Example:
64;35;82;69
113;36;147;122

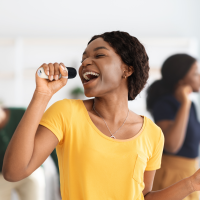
79;100;146;143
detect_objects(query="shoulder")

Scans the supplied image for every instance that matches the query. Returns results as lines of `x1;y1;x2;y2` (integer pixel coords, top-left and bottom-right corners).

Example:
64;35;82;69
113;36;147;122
145;116;162;134
41;99;82;127
153;95;178;109
144;116;164;144
152;95;179;121
49;98;82;110
44;99;88;119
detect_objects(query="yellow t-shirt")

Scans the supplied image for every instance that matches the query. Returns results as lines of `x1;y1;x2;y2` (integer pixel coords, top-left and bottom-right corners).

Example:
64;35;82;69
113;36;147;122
40;99;164;200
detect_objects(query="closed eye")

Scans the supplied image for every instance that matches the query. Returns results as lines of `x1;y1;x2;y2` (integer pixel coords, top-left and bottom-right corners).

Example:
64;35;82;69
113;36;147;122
96;54;105;58
81;54;105;63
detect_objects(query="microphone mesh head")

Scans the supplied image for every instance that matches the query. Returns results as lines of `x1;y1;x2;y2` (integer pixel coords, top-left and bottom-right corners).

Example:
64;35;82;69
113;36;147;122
66;67;77;79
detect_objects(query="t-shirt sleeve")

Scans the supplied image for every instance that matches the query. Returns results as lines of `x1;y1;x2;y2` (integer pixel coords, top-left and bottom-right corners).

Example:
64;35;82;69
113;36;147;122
152;100;176;122
39;99;72;145
145;129;164;171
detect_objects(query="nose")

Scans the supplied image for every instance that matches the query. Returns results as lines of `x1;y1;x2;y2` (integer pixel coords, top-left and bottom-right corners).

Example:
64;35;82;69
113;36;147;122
82;57;92;68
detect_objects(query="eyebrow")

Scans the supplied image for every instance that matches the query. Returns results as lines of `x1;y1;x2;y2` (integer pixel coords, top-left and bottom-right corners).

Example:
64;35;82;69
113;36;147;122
83;46;109;55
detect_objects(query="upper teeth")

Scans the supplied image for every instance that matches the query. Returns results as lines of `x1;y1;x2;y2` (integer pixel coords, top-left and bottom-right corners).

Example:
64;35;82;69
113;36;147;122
83;72;99;80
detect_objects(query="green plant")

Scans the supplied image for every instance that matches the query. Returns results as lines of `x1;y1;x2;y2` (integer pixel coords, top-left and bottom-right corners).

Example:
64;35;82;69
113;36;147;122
70;87;85;99
70;87;84;95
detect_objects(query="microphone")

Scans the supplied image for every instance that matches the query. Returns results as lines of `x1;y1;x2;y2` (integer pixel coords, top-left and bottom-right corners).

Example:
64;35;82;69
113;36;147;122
37;66;77;79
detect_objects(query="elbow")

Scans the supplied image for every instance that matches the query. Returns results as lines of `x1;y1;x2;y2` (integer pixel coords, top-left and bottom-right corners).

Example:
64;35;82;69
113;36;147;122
164;143;180;154
2;166;28;182
167;149;179;154
3;173;13;182
2;168;16;182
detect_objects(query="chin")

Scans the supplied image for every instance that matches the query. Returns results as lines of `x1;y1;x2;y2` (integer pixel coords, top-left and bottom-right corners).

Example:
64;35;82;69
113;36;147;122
84;90;96;98
85;93;94;98
84;90;102;98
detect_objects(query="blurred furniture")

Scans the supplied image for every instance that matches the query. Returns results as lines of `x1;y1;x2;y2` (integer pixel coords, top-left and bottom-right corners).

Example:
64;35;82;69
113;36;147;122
11;156;60;200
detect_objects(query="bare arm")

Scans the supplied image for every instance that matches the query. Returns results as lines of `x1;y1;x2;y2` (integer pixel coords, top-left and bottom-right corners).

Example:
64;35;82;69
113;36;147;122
156;100;191;153
143;169;200;200
2;63;68;181
142;171;156;196
156;85;192;153
145;176;194;200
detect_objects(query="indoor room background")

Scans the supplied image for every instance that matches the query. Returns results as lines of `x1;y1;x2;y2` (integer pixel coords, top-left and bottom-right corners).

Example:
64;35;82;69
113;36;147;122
0;0;200;200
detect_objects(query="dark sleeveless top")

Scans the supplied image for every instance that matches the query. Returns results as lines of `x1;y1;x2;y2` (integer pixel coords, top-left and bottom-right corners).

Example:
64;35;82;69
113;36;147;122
152;95;200;158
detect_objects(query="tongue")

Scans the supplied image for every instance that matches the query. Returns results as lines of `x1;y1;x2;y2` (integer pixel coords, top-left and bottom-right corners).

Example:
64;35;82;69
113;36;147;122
87;74;98;80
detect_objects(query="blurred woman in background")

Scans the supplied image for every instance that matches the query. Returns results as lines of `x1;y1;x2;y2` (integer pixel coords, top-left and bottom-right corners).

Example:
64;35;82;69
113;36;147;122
146;54;200;200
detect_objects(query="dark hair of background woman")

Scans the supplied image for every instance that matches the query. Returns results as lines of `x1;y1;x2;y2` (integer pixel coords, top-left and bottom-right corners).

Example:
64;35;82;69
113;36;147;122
146;54;197;114
88;31;149;101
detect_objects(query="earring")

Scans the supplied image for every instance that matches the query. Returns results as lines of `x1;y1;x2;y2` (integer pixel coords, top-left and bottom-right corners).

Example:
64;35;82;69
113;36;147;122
123;70;126;79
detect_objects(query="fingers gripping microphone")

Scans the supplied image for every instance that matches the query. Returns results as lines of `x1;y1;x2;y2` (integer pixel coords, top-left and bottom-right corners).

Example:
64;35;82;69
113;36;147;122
37;67;77;79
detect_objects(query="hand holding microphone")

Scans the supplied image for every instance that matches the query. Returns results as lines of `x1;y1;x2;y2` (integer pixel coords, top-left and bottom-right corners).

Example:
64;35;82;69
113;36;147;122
37;65;77;80
35;62;77;96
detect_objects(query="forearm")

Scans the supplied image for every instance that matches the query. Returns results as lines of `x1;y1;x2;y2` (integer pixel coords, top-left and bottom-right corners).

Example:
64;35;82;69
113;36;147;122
165;101;191;153
145;177;194;200
3;91;51;178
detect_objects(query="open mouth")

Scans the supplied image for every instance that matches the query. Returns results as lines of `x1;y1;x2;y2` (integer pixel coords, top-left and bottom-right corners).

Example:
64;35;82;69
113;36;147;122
83;71;100;84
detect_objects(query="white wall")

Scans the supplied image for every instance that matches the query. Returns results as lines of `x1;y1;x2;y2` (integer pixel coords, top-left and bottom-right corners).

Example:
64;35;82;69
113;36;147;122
0;0;200;117
0;0;200;56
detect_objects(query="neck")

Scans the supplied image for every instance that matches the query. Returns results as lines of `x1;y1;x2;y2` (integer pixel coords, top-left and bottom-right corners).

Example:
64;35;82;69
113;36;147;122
93;93;129;122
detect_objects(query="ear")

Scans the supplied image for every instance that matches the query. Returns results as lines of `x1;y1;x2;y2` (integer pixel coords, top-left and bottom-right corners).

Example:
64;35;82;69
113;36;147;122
128;66;134;76
123;66;134;78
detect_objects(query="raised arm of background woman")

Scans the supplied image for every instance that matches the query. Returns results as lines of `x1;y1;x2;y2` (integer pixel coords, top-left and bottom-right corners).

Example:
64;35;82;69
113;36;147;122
156;85;192;153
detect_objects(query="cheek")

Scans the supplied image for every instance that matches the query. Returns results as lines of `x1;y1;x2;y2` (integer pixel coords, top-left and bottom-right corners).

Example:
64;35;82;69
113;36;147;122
103;70;120;82
189;76;200;90
101;60;122;84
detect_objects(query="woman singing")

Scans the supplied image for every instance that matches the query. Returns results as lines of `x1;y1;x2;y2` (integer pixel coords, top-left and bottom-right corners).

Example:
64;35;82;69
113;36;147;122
3;32;200;200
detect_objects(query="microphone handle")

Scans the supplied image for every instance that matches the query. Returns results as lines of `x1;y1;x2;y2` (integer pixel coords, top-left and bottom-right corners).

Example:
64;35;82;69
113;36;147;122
37;66;77;79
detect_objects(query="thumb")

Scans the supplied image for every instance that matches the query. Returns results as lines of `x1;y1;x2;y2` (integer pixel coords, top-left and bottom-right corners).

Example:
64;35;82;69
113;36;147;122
59;64;68;85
